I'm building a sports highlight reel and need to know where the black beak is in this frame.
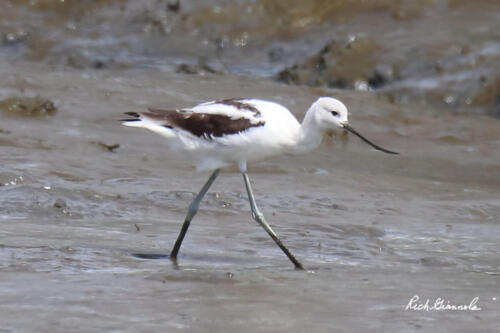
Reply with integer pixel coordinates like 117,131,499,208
343,124,399,155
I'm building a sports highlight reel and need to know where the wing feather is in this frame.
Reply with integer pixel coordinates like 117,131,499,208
123,108,265,139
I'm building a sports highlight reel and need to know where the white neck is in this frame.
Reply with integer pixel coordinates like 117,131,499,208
293,108,325,153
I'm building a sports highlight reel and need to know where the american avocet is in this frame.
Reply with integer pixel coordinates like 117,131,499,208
122,97,398,269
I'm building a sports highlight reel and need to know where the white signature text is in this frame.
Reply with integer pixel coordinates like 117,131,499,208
405,295,481,311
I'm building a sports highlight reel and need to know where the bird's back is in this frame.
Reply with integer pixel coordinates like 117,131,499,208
122,98,302,170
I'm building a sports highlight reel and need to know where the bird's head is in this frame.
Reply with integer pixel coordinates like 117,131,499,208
313,97,349,129
312,97,399,155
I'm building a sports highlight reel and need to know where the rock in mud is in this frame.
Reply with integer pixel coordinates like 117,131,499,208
276,37,390,90
91,141,120,153
167,0,180,13
176,60,220,75
2,30,29,46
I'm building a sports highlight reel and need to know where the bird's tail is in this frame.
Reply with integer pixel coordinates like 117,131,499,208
121,111,175,138
121,112,143,127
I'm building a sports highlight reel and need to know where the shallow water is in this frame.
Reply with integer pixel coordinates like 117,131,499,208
0,58,499,332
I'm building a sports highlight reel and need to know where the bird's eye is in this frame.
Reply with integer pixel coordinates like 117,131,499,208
331,111,339,117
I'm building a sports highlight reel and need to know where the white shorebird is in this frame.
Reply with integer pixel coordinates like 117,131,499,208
122,97,398,269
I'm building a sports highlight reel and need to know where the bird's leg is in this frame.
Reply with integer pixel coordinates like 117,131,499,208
242,172,304,270
170,169,220,260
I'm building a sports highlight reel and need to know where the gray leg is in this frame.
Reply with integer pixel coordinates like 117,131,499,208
242,173,304,270
170,169,220,260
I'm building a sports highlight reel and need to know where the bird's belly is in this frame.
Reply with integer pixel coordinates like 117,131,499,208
193,139,291,171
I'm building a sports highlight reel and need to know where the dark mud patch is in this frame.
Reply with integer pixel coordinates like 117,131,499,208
0,96,57,117
65,54,129,70
0,135,52,150
469,77,500,117
90,141,120,153
48,170,88,182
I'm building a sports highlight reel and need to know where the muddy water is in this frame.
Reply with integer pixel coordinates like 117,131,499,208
0,58,499,332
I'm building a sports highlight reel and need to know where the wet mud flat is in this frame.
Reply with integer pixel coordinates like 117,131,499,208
0,58,499,332
3,0,500,116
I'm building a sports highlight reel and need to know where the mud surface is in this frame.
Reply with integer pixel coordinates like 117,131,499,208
0,58,499,332
1,1,500,332
2,0,500,114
